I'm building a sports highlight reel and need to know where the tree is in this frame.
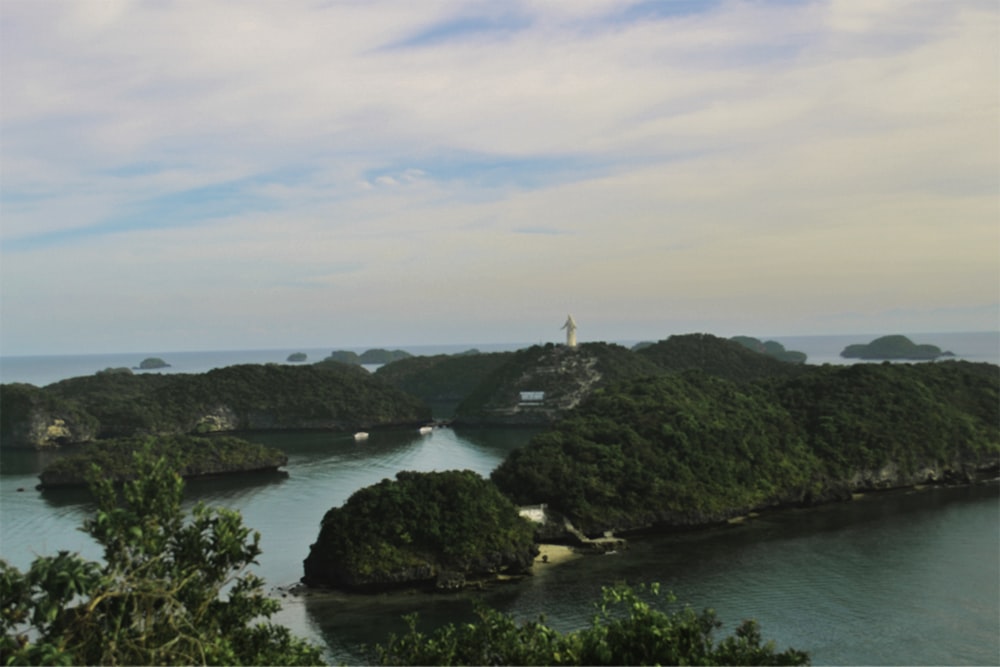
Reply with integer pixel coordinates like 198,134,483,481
1,448,325,666
374,583,809,666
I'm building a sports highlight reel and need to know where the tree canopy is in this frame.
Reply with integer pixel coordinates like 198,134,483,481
1,448,325,665
303,470,536,591
374,583,809,666
492,361,999,534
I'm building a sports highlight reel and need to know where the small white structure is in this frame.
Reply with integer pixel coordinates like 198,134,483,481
418,426,433,435
561,314,578,348
353,431,369,441
519,391,545,405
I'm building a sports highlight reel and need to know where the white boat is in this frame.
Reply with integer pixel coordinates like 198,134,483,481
418,426,433,435
353,431,369,441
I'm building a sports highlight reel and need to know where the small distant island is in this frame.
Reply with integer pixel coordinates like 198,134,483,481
134,357,170,370
840,335,955,360
286,352,307,362
730,336,807,363
320,348,413,365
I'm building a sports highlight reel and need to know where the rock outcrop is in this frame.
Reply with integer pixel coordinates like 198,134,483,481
0,384,99,448
453,342,661,426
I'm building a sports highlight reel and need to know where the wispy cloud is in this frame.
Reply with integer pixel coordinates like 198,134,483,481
1,0,997,354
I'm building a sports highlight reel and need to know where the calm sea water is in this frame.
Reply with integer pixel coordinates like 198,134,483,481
1,331,997,387
1,333,998,665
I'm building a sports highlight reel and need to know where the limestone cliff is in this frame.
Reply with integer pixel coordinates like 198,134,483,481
453,342,661,425
0,384,99,448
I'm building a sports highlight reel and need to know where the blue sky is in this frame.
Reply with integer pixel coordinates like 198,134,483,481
1,0,997,355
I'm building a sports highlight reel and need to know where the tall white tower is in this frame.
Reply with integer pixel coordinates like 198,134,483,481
561,314,578,348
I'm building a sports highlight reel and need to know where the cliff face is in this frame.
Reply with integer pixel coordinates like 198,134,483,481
453,343,661,426
0,384,99,448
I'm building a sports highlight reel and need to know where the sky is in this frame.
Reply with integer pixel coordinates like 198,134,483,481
1,0,998,355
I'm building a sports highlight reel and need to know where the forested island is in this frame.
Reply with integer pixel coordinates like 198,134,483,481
302,470,536,592
36,435,288,488
840,334,954,360
134,357,170,370
1,362,429,448
730,335,807,363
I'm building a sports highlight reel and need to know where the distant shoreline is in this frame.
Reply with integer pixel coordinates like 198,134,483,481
2,331,997,388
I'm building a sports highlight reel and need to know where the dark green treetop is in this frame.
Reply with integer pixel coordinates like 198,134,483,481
1,449,325,665
135,357,170,369
374,583,809,666
840,334,952,360
302,470,536,591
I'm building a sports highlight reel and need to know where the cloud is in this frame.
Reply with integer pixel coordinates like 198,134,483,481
1,0,997,353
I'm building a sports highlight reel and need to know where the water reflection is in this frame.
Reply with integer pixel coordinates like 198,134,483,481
299,483,999,666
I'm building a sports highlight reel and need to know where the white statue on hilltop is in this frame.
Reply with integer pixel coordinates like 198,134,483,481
561,314,578,347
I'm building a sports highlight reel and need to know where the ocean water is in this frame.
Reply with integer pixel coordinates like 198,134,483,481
1,331,996,387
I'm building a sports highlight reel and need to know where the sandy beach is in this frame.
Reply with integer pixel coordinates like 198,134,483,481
534,543,581,566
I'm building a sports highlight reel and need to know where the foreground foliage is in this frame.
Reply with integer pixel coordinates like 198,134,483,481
374,583,809,666
1,450,325,666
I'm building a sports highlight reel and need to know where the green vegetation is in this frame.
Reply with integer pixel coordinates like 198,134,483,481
319,350,361,365
96,367,133,376
302,470,536,591
841,334,953,360
453,343,662,423
0,383,99,447
375,583,808,666
135,357,170,369
287,352,308,362
359,349,412,364
636,333,805,382
492,361,999,534
731,336,807,363
1,449,324,665
3,363,430,446
320,349,413,365
375,351,513,416
37,435,287,488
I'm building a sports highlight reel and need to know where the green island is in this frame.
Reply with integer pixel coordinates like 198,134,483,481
36,434,288,488
840,334,955,360
134,357,170,370
1,362,429,448
286,352,308,362
490,360,998,534
730,335,808,363
302,470,537,592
